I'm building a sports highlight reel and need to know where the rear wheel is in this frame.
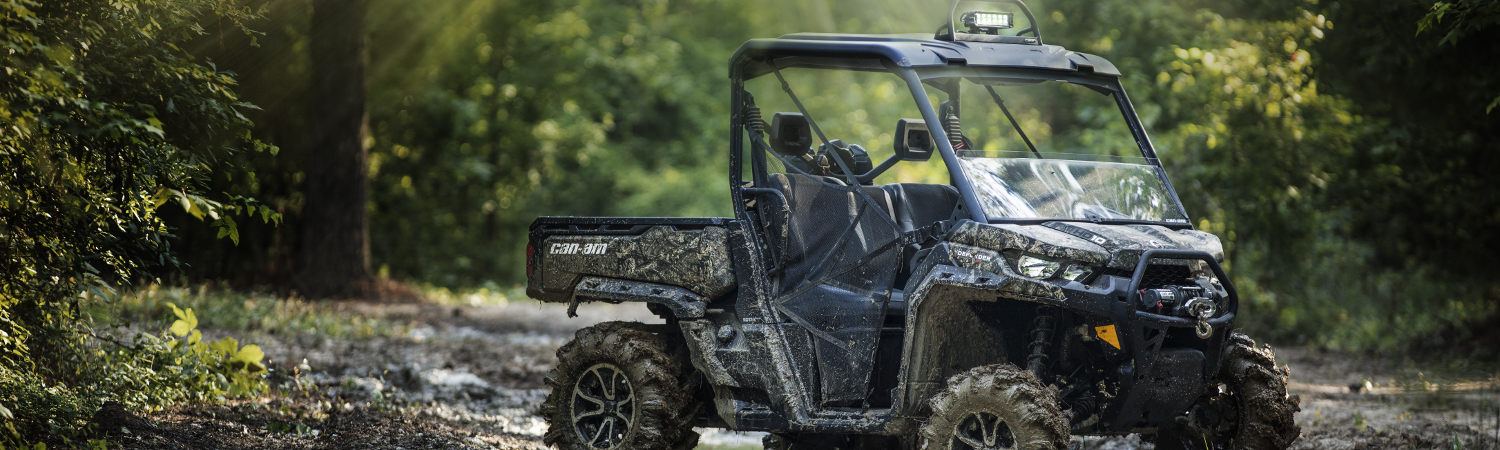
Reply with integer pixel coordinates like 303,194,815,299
921,364,1070,450
543,322,700,450
1154,332,1301,450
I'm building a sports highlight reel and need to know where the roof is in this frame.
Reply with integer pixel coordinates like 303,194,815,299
730,33,1121,79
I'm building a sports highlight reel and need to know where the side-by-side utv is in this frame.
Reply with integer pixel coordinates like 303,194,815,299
524,1,1301,448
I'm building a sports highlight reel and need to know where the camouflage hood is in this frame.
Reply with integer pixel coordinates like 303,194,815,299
946,220,1224,271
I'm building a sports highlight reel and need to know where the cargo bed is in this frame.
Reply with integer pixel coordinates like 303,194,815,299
525,217,737,303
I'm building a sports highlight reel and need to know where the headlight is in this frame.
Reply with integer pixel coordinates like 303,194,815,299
1061,264,1092,282
1016,255,1060,279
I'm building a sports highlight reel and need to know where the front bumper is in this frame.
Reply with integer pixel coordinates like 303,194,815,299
906,244,1238,432
1057,250,1239,432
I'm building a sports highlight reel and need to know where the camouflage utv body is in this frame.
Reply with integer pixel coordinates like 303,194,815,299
526,1,1300,449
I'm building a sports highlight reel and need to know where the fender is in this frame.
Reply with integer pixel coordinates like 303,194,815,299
569,276,706,319
892,243,1067,416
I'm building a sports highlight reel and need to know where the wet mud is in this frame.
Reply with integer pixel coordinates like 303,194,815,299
119,300,1498,449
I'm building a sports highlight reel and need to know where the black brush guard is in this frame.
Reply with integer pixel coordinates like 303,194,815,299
1101,249,1237,433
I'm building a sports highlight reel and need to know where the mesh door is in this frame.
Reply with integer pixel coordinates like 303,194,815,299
763,155,905,405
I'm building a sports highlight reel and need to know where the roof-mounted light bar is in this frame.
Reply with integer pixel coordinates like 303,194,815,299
938,0,1042,45
963,11,1013,32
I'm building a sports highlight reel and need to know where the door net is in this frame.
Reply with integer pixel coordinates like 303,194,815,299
753,112,908,405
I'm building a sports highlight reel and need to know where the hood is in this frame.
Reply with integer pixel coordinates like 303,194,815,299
946,221,1224,271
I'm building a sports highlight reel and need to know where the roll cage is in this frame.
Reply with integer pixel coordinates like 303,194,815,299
728,33,1190,227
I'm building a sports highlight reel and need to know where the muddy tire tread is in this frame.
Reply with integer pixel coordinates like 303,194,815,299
920,364,1070,450
1156,331,1301,450
542,321,699,450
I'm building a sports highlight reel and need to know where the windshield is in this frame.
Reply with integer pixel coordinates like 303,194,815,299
959,151,1187,222
924,75,1187,222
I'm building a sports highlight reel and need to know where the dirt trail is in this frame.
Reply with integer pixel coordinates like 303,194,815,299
121,300,1500,449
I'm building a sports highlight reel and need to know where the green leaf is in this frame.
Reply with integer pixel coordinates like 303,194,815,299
221,216,239,245
141,119,164,138
168,303,197,337
151,189,171,208
210,337,238,355
177,194,197,219
232,344,266,374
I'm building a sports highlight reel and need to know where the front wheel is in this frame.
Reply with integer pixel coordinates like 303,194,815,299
1154,332,1301,450
921,364,1070,450
542,322,700,450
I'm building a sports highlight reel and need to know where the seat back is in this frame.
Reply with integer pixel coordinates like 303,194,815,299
765,173,898,290
880,183,960,232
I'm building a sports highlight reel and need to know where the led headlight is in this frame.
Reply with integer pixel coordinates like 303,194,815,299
1061,264,1092,282
1016,255,1060,279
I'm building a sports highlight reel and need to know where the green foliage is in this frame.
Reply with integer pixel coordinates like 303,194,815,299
100,285,407,340
0,0,280,444
1035,0,1500,350
0,0,272,354
162,0,1496,353
358,0,750,285
0,302,267,446
1420,0,1500,47
164,303,268,397
1419,0,1500,113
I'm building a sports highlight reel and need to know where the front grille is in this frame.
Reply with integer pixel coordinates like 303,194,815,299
1138,264,1193,290
1101,264,1195,290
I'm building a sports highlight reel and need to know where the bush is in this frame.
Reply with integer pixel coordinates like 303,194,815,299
0,0,276,445
0,302,267,445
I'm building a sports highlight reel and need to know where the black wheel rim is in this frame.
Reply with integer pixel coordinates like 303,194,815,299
570,363,637,449
952,410,1015,450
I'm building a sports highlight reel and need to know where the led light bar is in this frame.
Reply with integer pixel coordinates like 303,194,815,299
966,11,1013,29
940,0,1043,44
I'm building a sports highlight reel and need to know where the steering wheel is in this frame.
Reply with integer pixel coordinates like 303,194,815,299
816,140,854,166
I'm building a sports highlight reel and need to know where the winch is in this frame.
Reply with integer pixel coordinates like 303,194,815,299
1138,281,1221,338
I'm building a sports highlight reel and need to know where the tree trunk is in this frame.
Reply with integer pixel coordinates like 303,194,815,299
299,0,370,298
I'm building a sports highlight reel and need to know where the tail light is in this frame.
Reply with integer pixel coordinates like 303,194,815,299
525,242,536,281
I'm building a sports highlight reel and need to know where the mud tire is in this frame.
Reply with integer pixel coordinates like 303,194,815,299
542,322,700,450
1154,332,1301,450
920,364,1070,450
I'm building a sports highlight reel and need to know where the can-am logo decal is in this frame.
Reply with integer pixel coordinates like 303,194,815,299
550,242,608,255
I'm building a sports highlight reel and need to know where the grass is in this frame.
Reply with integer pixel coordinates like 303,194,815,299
88,284,409,340
414,283,532,307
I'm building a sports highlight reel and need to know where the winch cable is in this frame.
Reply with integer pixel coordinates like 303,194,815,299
985,85,1043,158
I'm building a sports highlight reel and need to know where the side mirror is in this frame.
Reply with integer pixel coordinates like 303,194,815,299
894,118,935,161
770,113,812,156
